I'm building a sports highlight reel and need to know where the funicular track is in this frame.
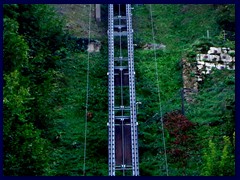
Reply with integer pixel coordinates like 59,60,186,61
107,4,139,176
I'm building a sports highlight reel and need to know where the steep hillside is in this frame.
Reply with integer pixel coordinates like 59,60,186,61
51,4,107,40
132,4,235,176
3,4,235,176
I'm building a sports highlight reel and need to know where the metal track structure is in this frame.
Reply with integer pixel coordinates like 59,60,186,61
107,4,139,176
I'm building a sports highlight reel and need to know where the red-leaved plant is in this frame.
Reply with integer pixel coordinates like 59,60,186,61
163,110,196,175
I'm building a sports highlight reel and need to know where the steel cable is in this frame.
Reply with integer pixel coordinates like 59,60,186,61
83,4,92,176
149,4,169,176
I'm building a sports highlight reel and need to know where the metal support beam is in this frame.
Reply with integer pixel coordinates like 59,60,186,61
108,4,139,176
126,4,140,176
108,4,115,176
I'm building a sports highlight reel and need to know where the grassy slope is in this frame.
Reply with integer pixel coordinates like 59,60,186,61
49,4,234,176
48,50,109,175
133,4,219,51
133,4,219,129
52,4,107,40
48,5,109,175
133,4,234,176
133,4,221,115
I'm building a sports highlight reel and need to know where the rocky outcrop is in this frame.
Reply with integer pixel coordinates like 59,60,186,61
195,47,235,81
182,58,198,103
71,37,101,52
182,46,235,102
87,40,101,53
142,43,166,50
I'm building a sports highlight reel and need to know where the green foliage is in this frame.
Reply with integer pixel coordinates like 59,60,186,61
3,4,235,176
134,48,183,176
215,4,235,32
191,38,215,53
201,140,218,176
184,64,235,176
133,4,221,51
3,70,50,176
3,17,29,72
3,70,31,135
219,136,235,175
186,69,235,130
3,4,20,19
3,4,68,176
133,4,234,176
135,50,182,117
201,135,234,176
16,5,65,52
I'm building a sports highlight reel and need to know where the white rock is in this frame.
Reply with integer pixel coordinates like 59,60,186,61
220,54,232,63
216,64,225,70
205,62,212,67
198,54,210,61
197,60,205,65
197,64,204,69
206,70,211,74
226,65,232,70
210,55,220,62
208,47,221,54
222,47,228,53
197,77,203,81
206,67,211,71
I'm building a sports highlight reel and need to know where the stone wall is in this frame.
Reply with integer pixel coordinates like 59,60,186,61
182,58,198,102
195,47,235,81
182,47,235,102
142,43,166,50
87,40,101,53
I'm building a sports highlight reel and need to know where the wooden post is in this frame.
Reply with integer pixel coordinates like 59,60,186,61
95,4,101,22
181,88,185,115
223,30,227,42
207,30,210,39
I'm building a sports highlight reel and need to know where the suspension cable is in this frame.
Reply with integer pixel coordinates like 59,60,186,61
149,4,169,176
83,4,92,176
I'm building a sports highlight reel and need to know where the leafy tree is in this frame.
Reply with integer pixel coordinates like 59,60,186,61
3,70,50,175
201,135,234,176
3,4,235,176
3,17,28,72
3,4,67,175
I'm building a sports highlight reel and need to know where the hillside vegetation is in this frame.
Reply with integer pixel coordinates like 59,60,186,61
3,4,235,176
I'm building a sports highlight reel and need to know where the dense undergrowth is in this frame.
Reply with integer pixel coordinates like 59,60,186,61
3,4,235,176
